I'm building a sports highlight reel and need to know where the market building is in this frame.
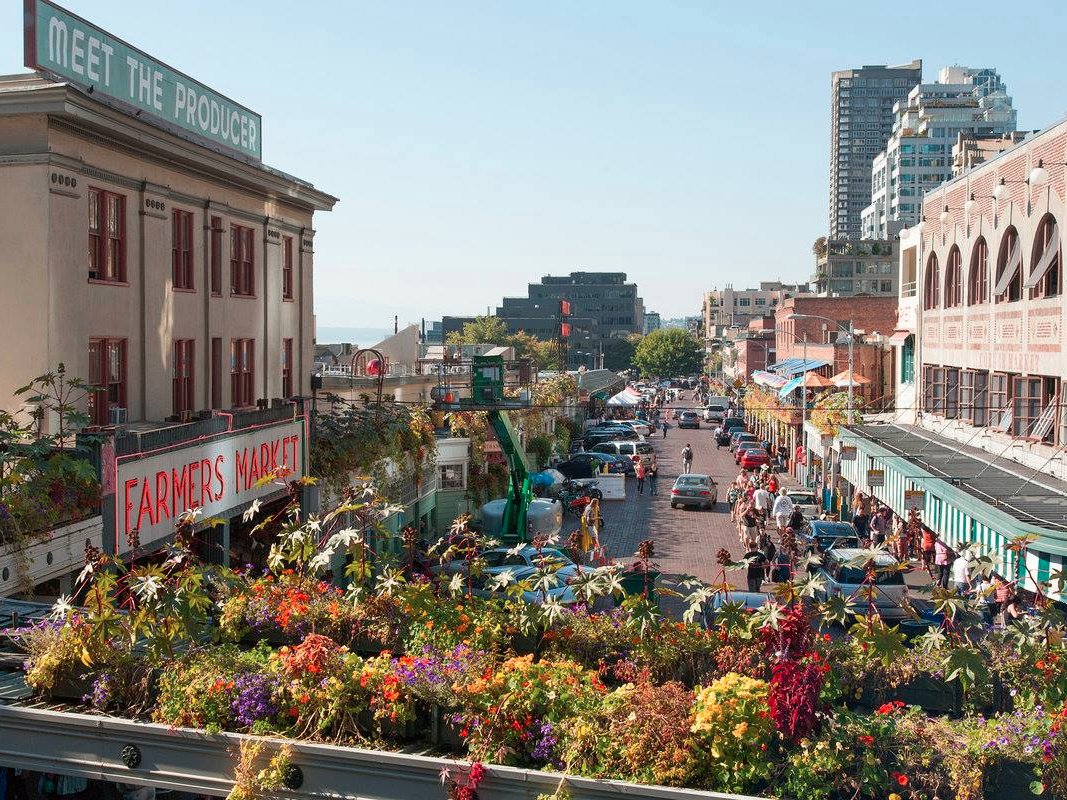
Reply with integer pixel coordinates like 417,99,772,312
0,1,335,595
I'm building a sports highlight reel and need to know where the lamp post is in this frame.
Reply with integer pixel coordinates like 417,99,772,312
787,313,855,426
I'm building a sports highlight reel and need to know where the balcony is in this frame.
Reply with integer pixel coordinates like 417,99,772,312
901,280,917,298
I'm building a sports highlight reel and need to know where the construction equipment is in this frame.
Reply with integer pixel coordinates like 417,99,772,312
434,354,558,544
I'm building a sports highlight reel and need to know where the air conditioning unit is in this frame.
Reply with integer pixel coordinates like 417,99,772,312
109,407,128,425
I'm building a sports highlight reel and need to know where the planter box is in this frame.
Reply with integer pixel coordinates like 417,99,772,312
847,675,961,716
983,759,1039,800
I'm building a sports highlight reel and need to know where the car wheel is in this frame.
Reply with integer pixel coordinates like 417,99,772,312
671,503,677,509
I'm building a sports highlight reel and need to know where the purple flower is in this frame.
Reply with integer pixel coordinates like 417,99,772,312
230,672,277,728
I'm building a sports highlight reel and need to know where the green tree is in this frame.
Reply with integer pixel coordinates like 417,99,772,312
812,236,827,258
446,316,510,346
600,334,641,372
632,328,703,378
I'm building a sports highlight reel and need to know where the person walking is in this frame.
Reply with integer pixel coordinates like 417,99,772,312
681,443,693,474
634,457,646,495
921,527,936,575
661,420,668,438
934,537,952,589
753,483,773,529
771,488,795,532
951,550,971,595
744,544,768,593
648,462,659,495
853,506,871,546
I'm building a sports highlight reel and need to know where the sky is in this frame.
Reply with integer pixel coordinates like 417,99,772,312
5,1,1067,329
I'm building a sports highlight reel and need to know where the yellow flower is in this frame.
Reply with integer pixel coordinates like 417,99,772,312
889,794,902,800
732,722,749,738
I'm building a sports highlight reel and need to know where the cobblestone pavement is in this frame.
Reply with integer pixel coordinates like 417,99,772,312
592,396,789,590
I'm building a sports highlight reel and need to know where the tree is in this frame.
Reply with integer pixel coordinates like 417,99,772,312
632,328,704,378
812,236,827,259
506,331,557,370
600,334,641,372
446,316,510,346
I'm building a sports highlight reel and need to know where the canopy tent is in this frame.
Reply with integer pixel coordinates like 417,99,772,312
766,358,801,372
778,371,835,397
830,370,872,387
752,370,788,389
607,386,643,406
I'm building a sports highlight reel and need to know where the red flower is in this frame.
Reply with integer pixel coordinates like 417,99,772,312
858,735,874,746
891,771,909,786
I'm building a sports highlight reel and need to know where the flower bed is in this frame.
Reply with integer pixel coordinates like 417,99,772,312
9,483,1067,799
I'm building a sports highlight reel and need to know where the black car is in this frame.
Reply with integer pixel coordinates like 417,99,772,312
722,417,746,430
584,428,639,448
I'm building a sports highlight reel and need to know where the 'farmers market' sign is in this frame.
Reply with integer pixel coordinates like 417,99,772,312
115,419,305,550
24,0,262,160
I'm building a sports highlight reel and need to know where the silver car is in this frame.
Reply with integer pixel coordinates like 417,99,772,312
814,548,910,620
785,489,820,519
670,474,718,510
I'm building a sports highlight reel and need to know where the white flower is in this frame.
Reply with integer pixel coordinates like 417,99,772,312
308,552,332,573
76,561,95,585
488,569,517,591
242,499,262,523
49,594,74,620
447,573,465,596
132,574,163,602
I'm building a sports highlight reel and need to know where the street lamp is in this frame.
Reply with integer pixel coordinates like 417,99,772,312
787,313,855,426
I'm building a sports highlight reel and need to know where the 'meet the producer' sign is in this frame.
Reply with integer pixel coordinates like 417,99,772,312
115,419,305,550
24,0,262,161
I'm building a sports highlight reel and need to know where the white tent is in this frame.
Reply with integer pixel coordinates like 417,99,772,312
607,386,643,406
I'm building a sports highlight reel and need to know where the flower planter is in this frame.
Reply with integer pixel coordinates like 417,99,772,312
43,673,93,703
427,704,466,752
983,759,1039,800
847,675,961,716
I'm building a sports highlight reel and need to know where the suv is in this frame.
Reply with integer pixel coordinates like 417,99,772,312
814,548,909,620
678,410,701,429
591,440,656,467
703,405,727,424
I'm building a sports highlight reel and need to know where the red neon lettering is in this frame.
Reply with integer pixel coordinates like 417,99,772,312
235,447,251,491
200,458,214,504
188,459,200,509
172,465,189,514
270,439,282,471
136,479,156,531
123,478,140,536
214,455,226,500
155,470,170,523
259,443,271,476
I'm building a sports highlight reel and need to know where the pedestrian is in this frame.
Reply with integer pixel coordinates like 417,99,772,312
921,527,936,574
661,420,668,438
973,575,996,625
853,506,871,545
744,544,768,593
758,531,777,582
894,516,910,561
648,462,659,495
951,551,971,594
741,504,760,545
681,443,693,474
767,473,779,494
634,457,646,495
934,538,952,589
753,483,773,521
994,577,1015,623
788,506,805,532
771,488,795,532
771,540,793,583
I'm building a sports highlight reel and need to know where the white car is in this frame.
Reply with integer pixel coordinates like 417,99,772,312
620,420,651,437
785,489,820,518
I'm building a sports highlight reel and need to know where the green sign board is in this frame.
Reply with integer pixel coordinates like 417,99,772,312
23,0,262,161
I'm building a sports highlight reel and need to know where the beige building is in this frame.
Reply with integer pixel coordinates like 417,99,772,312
702,282,807,340
0,73,337,425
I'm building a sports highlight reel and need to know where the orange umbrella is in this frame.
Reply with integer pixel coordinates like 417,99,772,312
830,370,872,387
801,371,835,389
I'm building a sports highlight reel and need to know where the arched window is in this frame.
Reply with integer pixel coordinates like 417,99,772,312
968,237,988,305
944,245,962,307
1028,214,1061,299
923,253,940,310
994,227,1022,303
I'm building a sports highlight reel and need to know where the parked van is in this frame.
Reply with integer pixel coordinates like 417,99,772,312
590,440,657,468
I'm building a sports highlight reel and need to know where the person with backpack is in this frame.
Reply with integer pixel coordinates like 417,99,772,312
681,444,693,474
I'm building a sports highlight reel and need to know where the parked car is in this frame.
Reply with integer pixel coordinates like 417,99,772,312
703,591,774,627
813,548,909,620
739,448,771,470
703,405,727,424
670,474,717,510
802,520,860,552
722,417,746,431
735,442,766,464
785,490,821,519
730,430,758,448
619,420,652,437
584,427,639,448
559,452,630,477
590,440,656,468
678,410,701,429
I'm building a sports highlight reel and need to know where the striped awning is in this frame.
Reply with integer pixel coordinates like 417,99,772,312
752,370,787,389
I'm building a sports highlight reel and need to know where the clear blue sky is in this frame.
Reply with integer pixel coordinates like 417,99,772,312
4,1,1066,328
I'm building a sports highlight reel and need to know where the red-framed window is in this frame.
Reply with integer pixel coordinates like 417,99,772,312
282,338,293,398
171,209,194,290
1012,376,1046,439
990,372,1013,427
210,216,224,296
282,236,294,301
230,225,255,296
231,338,255,407
173,339,195,416
968,237,988,305
211,337,222,409
960,369,989,427
88,188,126,282
88,338,127,425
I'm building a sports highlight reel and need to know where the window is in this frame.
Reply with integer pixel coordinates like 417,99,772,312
230,225,255,296
923,253,940,309
944,246,962,307
282,236,294,300
88,188,126,282
995,227,1022,303
88,338,126,425
1013,377,1045,438
960,370,989,426
171,209,194,290
929,366,945,414
901,335,915,384
438,464,466,490
210,216,224,295
281,338,293,398
990,373,1012,427
1029,214,1061,300
173,339,195,416
231,339,255,407
211,338,222,409
968,237,988,305
944,367,960,419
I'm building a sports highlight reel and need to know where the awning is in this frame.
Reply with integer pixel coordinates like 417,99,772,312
752,370,787,389
765,358,796,371
888,330,911,345
779,376,803,397
1023,222,1060,289
777,359,830,376
992,237,1022,296
607,387,643,406
830,370,872,387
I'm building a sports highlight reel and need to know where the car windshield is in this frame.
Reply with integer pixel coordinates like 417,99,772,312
789,493,818,504
676,476,707,487
836,567,905,586
814,523,855,536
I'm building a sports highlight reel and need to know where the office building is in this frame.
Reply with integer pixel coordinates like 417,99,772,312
701,282,808,338
643,311,661,334
830,60,922,240
496,272,643,368
862,67,1017,239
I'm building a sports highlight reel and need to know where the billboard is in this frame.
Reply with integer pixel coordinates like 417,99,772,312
115,418,305,550
24,0,262,161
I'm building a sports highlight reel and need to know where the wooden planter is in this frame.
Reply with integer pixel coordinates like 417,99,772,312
847,674,962,716
983,759,1039,800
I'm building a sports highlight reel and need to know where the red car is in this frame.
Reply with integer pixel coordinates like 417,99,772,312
739,448,771,470
735,443,760,463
